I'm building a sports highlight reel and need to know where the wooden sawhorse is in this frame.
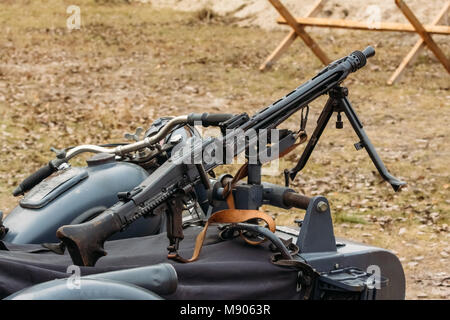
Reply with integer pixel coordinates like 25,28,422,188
261,0,450,85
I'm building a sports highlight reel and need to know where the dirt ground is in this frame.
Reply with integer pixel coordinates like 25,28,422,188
0,1,448,299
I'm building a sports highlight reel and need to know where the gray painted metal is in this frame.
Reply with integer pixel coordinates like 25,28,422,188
296,196,337,253
86,263,178,295
5,278,162,300
3,160,161,244
276,227,406,299
4,263,177,300
261,182,295,209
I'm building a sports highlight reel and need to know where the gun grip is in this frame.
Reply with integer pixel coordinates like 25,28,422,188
56,211,122,266
167,198,184,241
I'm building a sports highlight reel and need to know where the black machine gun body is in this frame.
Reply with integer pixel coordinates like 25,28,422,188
57,47,405,266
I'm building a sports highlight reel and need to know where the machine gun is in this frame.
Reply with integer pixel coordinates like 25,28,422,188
57,47,406,267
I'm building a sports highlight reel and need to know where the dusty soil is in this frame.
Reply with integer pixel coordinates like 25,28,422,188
0,0,449,299
151,0,447,30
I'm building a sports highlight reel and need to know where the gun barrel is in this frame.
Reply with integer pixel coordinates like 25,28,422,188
246,47,375,131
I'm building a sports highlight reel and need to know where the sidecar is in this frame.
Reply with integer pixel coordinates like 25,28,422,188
0,195,405,300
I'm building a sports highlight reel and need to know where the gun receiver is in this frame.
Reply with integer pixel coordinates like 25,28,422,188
57,47,404,266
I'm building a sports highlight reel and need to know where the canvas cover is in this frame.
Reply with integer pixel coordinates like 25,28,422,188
0,226,301,299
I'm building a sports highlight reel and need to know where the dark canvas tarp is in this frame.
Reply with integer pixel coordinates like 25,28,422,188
0,226,301,299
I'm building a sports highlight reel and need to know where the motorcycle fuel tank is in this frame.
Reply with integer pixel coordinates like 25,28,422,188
2,154,162,244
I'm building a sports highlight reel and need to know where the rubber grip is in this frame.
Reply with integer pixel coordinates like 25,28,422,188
13,163,56,196
187,113,234,127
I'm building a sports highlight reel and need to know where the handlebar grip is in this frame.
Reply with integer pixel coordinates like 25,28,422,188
13,163,56,196
187,113,234,127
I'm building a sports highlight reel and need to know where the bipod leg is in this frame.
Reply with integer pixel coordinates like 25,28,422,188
332,87,406,192
286,97,335,183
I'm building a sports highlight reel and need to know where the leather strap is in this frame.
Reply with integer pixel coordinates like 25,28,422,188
222,163,248,199
280,130,307,158
168,208,275,263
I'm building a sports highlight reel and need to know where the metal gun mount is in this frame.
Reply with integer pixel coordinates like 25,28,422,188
286,86,406,192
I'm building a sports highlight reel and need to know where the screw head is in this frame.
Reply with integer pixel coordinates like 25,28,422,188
317,201,328,212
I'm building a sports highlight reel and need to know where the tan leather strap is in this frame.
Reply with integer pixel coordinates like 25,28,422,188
223,167,270,246
222,163,248,199
168,209,275,263
280,130,308,158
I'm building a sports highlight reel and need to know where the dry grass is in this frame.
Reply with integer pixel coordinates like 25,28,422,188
0,0,448,299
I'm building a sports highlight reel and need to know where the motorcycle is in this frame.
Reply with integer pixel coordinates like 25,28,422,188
0,116,223,244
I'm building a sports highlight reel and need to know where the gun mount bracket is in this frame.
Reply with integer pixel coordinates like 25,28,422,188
297,196,336,253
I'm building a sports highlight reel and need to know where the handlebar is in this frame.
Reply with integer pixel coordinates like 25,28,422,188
12,159,66,196
13,116,188,196
187,113,234,127
63,113,233,160
64,115,189,160
13,113,235,196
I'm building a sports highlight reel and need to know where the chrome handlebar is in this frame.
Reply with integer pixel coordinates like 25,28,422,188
64,115,188,161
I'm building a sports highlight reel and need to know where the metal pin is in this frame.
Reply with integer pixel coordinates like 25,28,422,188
317,201,328,212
